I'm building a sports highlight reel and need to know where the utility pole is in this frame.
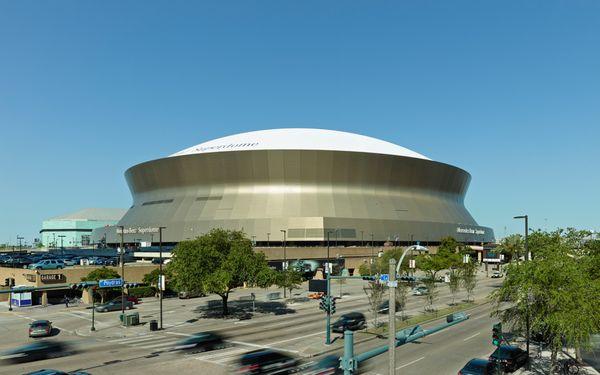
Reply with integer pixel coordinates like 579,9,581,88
280,230,287,298
58,235,65,256
17,236,24,253
118,225,125,318
388,258,397,375
159,227,166,330
91,286,97,331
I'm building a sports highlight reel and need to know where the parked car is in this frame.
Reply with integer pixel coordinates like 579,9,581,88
458,358,497,374
111,295,140,305
0,341,69,363
489,345,528,372
308,292,325,299
237,349,298,374
491,271,503,278
61,259,77,266
27,259,65,270
29,320,53,338
331,312,366,333
95,299,133,312
178,290,204,299
411,286,428,296
172,332,225,353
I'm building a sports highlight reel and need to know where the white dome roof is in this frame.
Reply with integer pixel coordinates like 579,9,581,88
170,128,430,160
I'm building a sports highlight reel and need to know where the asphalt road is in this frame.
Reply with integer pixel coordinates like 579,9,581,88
0,274,502,374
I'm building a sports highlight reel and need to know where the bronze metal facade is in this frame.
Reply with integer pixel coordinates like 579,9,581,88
96,149,493,244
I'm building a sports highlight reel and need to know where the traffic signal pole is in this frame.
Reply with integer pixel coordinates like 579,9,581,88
91,286,96,331
326,271,331,345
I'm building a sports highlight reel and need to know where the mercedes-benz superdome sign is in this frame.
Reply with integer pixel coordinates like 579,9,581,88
116,227,159,235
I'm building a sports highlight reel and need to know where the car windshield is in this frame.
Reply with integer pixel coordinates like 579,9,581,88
30,322,48,327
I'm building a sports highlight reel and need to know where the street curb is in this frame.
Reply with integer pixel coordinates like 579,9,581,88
302,299,490,358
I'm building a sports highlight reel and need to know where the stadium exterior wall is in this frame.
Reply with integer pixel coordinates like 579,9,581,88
94,149,494,244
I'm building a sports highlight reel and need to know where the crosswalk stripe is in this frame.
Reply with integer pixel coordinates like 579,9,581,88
108,335,158,344
195,347,247,361
135,340,180,350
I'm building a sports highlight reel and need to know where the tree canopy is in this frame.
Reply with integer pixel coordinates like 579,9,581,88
81,267,121,303
167,229,274,315
491,229,600,366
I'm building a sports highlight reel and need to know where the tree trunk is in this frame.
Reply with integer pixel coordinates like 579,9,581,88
575,346,582,363
221,293,229,316
550,348,557,375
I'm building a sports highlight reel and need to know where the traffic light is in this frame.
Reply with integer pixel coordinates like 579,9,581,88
330,297,336,314
70,282,96,290
124,283,139,288
492,323,502,346
361,275,377,281
319,296,329,312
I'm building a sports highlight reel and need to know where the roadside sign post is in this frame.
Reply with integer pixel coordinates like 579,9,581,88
159,226,166,330
91,286,96,331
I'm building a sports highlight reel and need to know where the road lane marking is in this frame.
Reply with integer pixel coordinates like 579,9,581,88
108,335,158,343
463,332,481,341
165,332,194,337
396,356,425,369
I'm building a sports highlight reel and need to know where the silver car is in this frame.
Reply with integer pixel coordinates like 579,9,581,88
29,320,52,337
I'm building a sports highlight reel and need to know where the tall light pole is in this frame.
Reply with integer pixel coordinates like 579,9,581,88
57,235,65,256
17,236,24,253
118,225,125,318
514,214,530,356
267,232,270,247
514,215,529,261
158,227,166,330
326,230,334,275
280,230,287,298
360,230,364,247
370,233,375,265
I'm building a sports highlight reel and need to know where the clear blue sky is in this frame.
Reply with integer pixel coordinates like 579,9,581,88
1,1,598,245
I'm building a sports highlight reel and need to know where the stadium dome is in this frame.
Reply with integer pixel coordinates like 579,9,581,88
95,128,493,246
170,128,430,160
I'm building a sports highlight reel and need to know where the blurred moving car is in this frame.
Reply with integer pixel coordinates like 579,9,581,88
491,271,503,278
29,320,53,338
95,299,133,312
458,358,497,374
173,332,225,353
489,345,528,372
0,341,69,363
377,300,402,314
303,355,342,375
237,349,298,374
331,312,366,333
411,286,428,296
308,292,324,299
24,370,90,375
27,259,65,270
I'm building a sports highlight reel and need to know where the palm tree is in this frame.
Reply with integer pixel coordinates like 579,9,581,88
496,234,524,264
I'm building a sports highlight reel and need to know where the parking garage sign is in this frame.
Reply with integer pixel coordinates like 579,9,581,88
99,278,123,288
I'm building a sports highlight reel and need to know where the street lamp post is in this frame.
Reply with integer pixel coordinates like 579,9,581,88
280,230,287,298
514,215,529,261
370,233,375,265
326,230,334,275
118,226,125,319
91,286,97,331
57,235,65,256
17,236,24,254
267,232,270,247
514,215,530,357
360,230,364,247
158,226,166,330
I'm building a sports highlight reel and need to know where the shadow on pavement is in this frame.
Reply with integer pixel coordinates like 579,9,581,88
193,300,296,320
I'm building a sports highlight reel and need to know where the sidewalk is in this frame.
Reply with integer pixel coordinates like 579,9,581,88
513,346,599,375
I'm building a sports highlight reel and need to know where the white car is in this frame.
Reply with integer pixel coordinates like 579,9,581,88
411,286,428,296
491,271,503,278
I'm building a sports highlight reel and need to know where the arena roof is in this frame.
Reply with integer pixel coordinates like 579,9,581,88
47,208,127,222
170,128,430,160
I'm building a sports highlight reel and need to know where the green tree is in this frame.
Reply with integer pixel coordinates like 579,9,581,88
142,268,164,297
167,229,274,316
276,269,304,299
495,234,524,264
81,267,121,303
491,230,600,369
448,268,461,305
461,262,477,302
396,282,409,320
363,281,385,328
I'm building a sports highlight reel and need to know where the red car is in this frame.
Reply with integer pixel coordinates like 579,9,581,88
112,295,140,305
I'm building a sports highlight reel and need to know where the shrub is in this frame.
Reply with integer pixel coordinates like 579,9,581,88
127,286,155,298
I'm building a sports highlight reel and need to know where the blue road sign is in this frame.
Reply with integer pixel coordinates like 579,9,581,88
379,274,389,282
99,278,123,288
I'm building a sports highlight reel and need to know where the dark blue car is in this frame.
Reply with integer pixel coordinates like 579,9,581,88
458,358,496,374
